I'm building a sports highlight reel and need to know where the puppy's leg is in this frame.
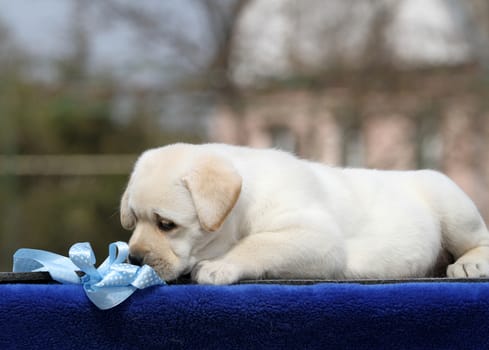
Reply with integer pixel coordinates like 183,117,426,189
445,206,489,278
441,188,489,278
193,229,345,285
415,170,489,277
447,246,489,278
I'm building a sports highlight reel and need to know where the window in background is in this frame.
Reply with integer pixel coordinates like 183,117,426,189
417,114,442,170
269,125,297,153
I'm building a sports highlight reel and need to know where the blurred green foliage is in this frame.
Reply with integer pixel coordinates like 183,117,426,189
0,175,130,266
0,37,202,270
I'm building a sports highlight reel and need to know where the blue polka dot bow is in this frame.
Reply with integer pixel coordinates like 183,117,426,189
13,242,166,310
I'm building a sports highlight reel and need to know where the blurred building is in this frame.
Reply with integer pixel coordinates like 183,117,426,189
210,0,489,219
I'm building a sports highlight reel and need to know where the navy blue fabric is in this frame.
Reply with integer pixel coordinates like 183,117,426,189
1,282,489,349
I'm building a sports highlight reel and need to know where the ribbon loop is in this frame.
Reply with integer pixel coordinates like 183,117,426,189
97,242,129,276
110,242,129,265
13,248,81,284
69,243,100,283
13,241,166,310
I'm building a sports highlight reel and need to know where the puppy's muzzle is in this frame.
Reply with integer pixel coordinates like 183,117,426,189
128,254,144,266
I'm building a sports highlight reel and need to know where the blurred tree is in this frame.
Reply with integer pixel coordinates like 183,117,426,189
448,0,489,72
0,18,24,263
57,0,90,82
0,5,207,270
200,0,249,91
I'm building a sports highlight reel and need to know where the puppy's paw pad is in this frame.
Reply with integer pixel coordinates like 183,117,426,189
193,260,241,285
447,262,489,278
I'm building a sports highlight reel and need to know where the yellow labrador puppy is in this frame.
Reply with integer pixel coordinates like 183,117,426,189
121,143,489,284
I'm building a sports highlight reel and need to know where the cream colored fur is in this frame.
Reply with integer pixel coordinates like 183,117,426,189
121,143,489,284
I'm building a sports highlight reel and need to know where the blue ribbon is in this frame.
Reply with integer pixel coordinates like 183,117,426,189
13,242,166,310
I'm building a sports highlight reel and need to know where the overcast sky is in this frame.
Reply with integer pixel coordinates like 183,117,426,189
0,0,475,88
0,0,477,134
0,0,215,87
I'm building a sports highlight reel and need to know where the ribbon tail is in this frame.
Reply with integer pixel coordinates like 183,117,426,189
131,265,166,289
83,285,137,310
13,248,81,284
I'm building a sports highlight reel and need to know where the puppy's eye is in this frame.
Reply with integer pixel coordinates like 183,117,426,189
157,219,177,232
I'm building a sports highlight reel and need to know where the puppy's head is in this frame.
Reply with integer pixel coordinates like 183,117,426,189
120,144,242,281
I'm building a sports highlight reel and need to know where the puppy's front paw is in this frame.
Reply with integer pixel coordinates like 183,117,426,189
192,260,242,285
447,262,489,278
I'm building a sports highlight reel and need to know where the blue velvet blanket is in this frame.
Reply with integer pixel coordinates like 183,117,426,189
1,282,489,349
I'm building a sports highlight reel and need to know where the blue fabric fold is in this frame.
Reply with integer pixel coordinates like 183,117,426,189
12,241,165,309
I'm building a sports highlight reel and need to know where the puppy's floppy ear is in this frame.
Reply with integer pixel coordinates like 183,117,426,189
182,154,242,232
120,183,136,230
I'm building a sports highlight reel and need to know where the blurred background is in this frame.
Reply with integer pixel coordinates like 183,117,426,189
1,0,489,271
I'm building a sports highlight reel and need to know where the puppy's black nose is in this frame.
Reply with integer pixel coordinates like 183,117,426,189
128,254,143,266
